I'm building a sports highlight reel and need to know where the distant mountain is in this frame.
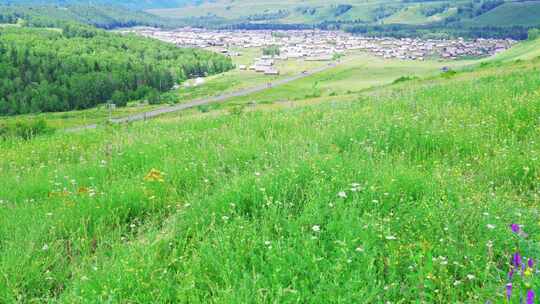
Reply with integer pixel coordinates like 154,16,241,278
147,0,538,39
148,0,540,28
0,0,201,9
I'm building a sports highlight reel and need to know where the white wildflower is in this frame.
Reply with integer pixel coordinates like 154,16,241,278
486,224,496,230
312,225,321,232
338,191,347,198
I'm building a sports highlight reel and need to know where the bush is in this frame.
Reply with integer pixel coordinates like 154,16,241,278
147,89,161,105
197,105,211,113
0,119,54,140
111,91,127,107
262,45,280,56
227,105,244,116
442,70,458,78
393,75,418,84
528,28,540,41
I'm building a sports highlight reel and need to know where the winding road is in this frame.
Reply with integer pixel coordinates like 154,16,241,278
67,61,340,132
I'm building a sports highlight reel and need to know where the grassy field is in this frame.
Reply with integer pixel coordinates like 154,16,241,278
225,53,474,105
0,49,469,130
0,104,161,130
173,47,328,102
1,43,540,302
486,38,540,62
0,49,487,130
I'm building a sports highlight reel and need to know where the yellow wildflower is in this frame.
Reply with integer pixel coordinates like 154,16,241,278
144,169,165,183
77,187,89,194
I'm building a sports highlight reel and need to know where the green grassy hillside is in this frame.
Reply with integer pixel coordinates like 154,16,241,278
149,0,462,24
0,0,196,10
487,37,540,62
469,1,540,27
1,48,540,302
0,4,180,29
149,0,537,27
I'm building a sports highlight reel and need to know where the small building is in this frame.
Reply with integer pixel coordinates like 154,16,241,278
255,59,275,66
305,55,333,61
264,68,280,75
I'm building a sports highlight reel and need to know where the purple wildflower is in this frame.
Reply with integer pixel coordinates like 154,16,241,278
527,289,535,304
528,258,534,268
511,224,520,234
506,283,513,300
508,268,514,280
514,252,522,268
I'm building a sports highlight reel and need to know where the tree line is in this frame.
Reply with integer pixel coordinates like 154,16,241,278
0,4,183,29
0,25,234,115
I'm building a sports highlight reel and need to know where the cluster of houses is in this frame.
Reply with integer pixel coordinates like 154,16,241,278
239,56,280,75
354,37,515,60
123,27,515,63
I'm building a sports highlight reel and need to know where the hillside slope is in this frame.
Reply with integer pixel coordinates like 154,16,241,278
468,1,540,27
0,4,185,29
149,0,539,26
1,53,539,302
488,37,540,62
0,0,196,9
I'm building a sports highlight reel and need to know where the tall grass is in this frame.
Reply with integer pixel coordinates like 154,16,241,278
0,61,539,303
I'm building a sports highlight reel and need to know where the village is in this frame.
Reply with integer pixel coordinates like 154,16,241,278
123,28,515,76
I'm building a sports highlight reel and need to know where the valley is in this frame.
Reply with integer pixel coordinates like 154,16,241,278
1,1,540,303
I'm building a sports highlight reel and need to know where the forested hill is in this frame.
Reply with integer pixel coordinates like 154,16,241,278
0,0,196,9
0,26,234,115
0,5,180,29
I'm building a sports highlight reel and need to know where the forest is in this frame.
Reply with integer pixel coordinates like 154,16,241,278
0,4,181,29
0,25,234,115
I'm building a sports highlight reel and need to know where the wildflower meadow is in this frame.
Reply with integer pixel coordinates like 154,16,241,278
0,58,539,302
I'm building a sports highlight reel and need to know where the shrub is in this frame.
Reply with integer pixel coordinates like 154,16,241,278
442,70,458,78
528,28,540,41
111,91,127,107
197,105,211,113
0,119,54,140
393,75,418,84
227,105,244,116
262,45,280,56
147,89,161,105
